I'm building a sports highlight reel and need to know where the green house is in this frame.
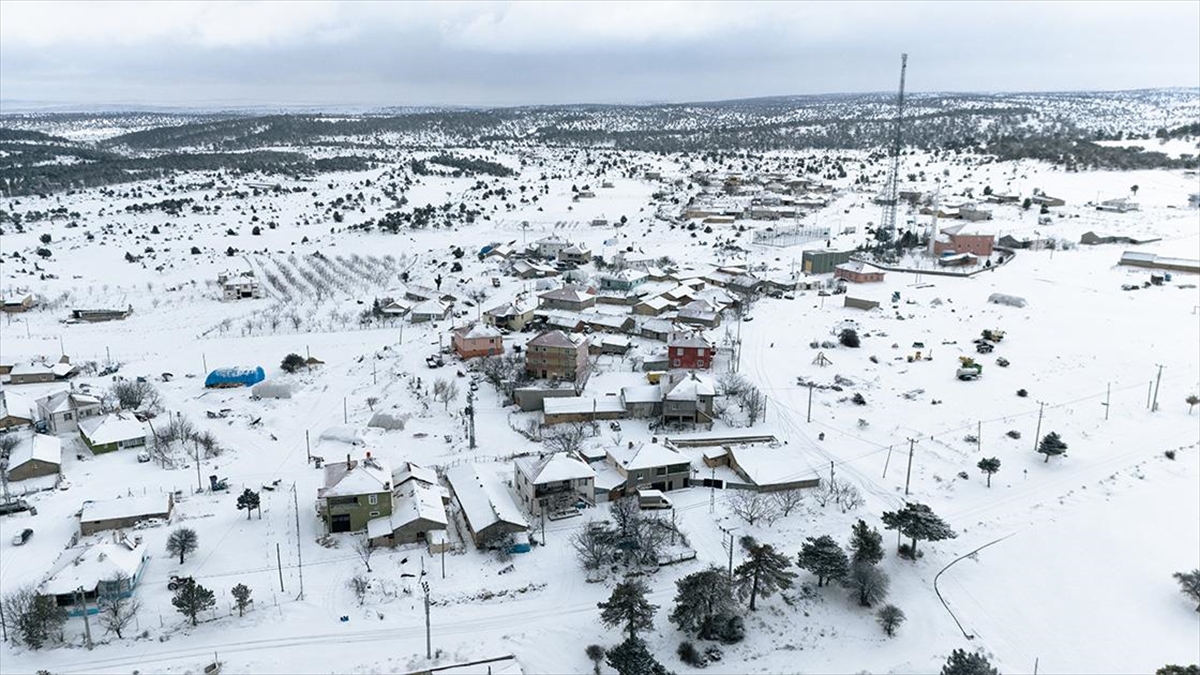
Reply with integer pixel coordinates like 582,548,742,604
318,454,393,533
78,414,148,454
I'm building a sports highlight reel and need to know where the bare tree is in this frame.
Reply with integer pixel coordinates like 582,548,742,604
770,489,806,518
366,396,380,410
348,574,369,606
727,489,779,526
570,525,610,572
432,378,459,411
109,379,163,413
0,434,20,456
354,537,375,573
97,574,141,638
740,386,766,426
287,312,303,331
2,585,67,649
718,371,748,397
543,421,591,455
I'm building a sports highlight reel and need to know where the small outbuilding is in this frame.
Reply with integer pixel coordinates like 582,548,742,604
79,494,174,535
4,433,62,482
79,413,148,454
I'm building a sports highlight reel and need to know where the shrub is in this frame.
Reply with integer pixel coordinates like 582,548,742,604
1016,388,1028,397
677,641,707,668
839,329,860,348
281,353,306,373
851,392,867,405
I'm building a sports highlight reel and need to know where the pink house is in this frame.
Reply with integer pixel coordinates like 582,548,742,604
452,324,504,359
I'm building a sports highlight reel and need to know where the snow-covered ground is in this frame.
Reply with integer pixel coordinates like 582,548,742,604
0,142,1198,674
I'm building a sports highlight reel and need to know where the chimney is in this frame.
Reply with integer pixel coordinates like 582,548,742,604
346,453,351,467
366,450,372,459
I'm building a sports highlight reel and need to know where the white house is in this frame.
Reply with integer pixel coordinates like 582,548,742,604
36,391,102,433
514,453,596,517
218,272,265,300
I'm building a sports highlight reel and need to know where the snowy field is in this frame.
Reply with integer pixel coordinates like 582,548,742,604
0,143,1198,675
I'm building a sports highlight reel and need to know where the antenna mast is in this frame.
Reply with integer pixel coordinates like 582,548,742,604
881,53,908,239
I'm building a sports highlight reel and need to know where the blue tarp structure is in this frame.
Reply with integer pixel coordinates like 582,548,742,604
205,366,266,388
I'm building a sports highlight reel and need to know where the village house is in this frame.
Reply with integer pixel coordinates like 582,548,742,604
538,285,597,312
79,413,148,454
445,463,529,549
0,389,35,430
317,453,392,533
70,307,133,323
1097,197,1140,213
1031,194,1066,208
80,494,175,535
633,295,676,317
727,274,763,297
726,444,821,493
367,482,448,551
533,235,572,259
525,330,589,382
639,318,676,342
451,323,504,359
662,372,717,425
480,242,515,260
541,396,626,426
4,433,62,482
599,269,649,293
957,205,994,222
40,536,150,616
514,453,596,517
218,271,264,300
668,333,716,370
8,362,58,385
510,259,559,279
834,260,886,284
621,384,663,418
801,249,856,275
1,292,35,313
409,299,451,324
675,299,722,329
606,442,692,494
483,300,537,331
36,390,102,433
589,334,633,356
557,244,592,265
933,223,996,258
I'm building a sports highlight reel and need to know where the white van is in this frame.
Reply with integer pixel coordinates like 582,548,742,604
636,489,673,510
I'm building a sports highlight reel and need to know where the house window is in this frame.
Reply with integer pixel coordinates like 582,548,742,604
369,510,380,517
673,359,680,367
655,467,667,476
368,494,379,505
697,360,705,368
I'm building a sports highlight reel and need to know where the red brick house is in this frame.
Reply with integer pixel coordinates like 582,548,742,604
667,333,716,370
834,261,885,283
451,323,503,359
933,224,995,257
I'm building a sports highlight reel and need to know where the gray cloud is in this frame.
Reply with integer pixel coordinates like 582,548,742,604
1,0,1196,109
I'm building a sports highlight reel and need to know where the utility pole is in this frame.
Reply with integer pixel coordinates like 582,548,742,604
373,361,377,385
1102,382,1111,421
76,587,93,650
343,397,348,424
1147,381,1153,409
202,352,207,374
882,445,893,479
1152,364,1164,412
829,460,835,485
422,581,432,660
1033,402,1046,453
276,543,285,592
709,466,716,514
466,389,476,450
292,483,304,600
194,437,203,493
806,382,815,423
977,421,982,455
904,438,917,496
305,430,311,463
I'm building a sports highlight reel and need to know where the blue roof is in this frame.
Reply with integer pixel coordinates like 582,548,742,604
205,366,265,387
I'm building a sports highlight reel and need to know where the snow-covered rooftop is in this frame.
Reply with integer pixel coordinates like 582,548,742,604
445,463,528,532
543,397,626,416
78,413,147,446
41,539,149,596
320,456,392,498
728,445,820,487
607,443,691,471
7,433,62,468
80,494,173,524
515,453,595,485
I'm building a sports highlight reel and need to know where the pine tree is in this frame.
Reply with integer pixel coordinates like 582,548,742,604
976,457,1001,487
236,489,261,519
876,604,906,637
166,527,199,564
1037,431,1068,463
172,581,216,626
669,567,735,638
598,579,658,641
881,502,957,560
849,519,884,566
842,562,890,607
585,645,606,675
606,636,669,675
733,536,797,610
1174,569,1200,612
941,648,999,675
231,583,253,617
796,535,850,586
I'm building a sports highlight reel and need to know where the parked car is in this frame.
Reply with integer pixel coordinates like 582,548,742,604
12,528,33,546
0,500,33,516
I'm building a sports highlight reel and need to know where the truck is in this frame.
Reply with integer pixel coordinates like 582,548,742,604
956,356,983,381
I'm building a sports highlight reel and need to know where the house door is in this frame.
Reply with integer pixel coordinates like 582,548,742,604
331,514,352,533
651,481,667,492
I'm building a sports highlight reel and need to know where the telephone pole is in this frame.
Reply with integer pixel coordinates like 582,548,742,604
904,438,917,496
1101,382,1111,421
422,581,432,660
1033,402,1046,452
466,389,476,449
1151,364,1165,412
806,382,815,423
76,587,93,650
292,483,304,600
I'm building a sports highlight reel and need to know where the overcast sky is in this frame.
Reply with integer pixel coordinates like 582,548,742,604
1,0,1197,110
